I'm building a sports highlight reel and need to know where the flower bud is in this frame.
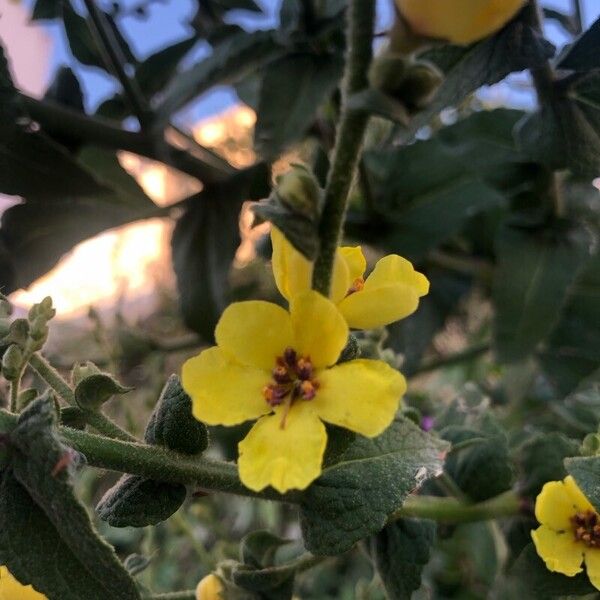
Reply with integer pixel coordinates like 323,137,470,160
275,164,322,222
29,315,49,343
368,52,407,95
396,62,443,111
2,345,23,381
395,0,526,45
195,573,224,600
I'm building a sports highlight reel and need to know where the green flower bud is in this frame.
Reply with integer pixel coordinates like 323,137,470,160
17,388,38,411
275,164,322,222
2,344,23,380
0,299,12,319
397,61,443,111
368,51,408,95
582,433,600,457
29,315,49,343
71,361,102,387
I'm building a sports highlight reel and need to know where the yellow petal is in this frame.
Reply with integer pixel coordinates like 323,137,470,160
535,480,578,531
531,525,584,577
329,252,351,305
290,291,349,369
584,549,600,591
0,567,46,600
564,476,596,514
364,254,429,297
338,284,420,330
312,359,405,437
195,573,224,600
270,227,312,301
182,347,271,426
340,246,367,282
238,402,326,493
215,300,293,370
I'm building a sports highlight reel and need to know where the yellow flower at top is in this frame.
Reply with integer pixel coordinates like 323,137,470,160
271,227,429,330
532,476,600,590
196,573,224,600
182,291,405,493
0,567,46,600
395,0,526,45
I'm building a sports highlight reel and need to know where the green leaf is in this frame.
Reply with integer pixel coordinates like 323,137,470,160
96,475,187,528
0,398,140,599
61,1,107,70
255,52,344,158
559,16,600,71
347,88,410,124
299,417,448,556
493,217,593,362
370,518,436,600
231,564,294,600
566,455,600,513
499,544,595,598
74,372,131,410
240,531,291,570
518,432,580,497
404,17,554,139
32,0,61,20
362,109,530,259
157,30,283,123
145,374,209,455
171,164,270,340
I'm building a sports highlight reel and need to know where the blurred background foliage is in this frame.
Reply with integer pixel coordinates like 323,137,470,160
0,0,599,597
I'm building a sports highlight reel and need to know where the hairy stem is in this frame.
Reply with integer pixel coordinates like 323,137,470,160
311,0,375,295
412,342,491,376
28,353,137,443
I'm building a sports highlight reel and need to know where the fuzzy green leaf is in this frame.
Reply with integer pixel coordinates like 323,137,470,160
74,372,131,410
299,417,448,556
371,518,436,600
565,455,600,513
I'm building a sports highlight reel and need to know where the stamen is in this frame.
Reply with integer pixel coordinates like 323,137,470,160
283,347,297,367
571,510,600,547
272,365,291,384
347,277,365,296
296,357,313,380
300,380,317,400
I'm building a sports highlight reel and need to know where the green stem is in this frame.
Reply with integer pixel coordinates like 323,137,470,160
412,342,491,376
312,0,375,295
142,592,196,600
20,95,232,184
391,490,522,524
27,353,137,443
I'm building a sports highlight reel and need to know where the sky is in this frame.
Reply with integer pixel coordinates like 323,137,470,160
10,0,600,126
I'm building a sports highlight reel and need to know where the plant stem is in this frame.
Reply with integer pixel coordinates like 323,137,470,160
83,0,152,128
411,342,491,376
28,353,137,443
312,0,375,295
21,95,232,184
142,592,196,600
572,0,583,34
391,490,522,524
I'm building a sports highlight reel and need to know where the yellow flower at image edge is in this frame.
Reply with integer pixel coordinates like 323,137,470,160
0,567,46,600
196,573,224,600
271,227,429,330
396,0,526,45
532,476,600,590
182,291,405,493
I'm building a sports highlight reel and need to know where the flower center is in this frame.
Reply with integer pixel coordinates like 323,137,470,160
571,510,600,547
346,277,365,296
262,348,320,423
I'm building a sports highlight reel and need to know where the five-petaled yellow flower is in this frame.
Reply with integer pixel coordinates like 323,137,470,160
182,290,405,493
532,476,600,590
271,227,429,330
0,567,46,600
396,0,525,45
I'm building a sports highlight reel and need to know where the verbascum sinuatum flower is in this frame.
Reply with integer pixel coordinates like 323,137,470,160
0,567,46,600
532,476,600,590
395,0,526,45
196,573,224,600
182,291,405,493
271,227,429,330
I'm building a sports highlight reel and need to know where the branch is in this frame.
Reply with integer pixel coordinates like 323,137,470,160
411,342,491,376
312,0,375,295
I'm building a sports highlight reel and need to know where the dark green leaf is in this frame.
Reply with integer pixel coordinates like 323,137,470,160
0,398,140,599
299,417,448,555
241,531,290,569
145,374,209,455
62,1,106,70
171,164,270,340
566,455,600,513
74,373,131,410
559,16,600,71
499,544,595,598
158,30,283,122
371,518,436,600
363,109,531,259
32,0,61,20
96,475,187,528
518,432,580,497
255,52,344,158
404,17,554,139
347,88,410,124
232,564,294,600
493,218,593,362
213,0,262,12
44,66,84,112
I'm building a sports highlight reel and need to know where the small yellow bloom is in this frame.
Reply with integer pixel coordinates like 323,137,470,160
532,476,600,590
182,291,405,493
271,227,428,330
196,573,224,600
396,0,526,45
0,567,46,600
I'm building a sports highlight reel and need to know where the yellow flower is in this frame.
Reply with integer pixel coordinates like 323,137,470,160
270,227,429,330
532,476,600,590
196,573,224,600
395,0,526,45
182,290,405,493
0,567,46,600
